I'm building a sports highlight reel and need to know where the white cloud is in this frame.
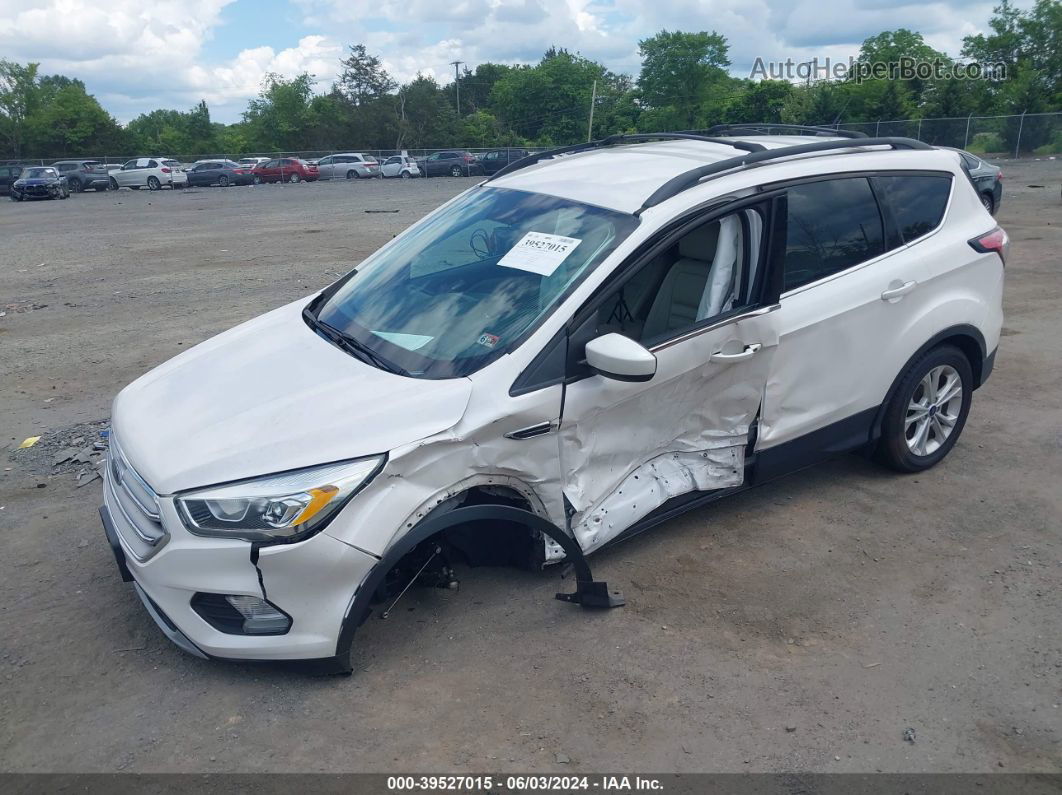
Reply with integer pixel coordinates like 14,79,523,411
0,0,1034,122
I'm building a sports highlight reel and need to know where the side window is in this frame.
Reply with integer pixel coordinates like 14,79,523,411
874,175,952,244
147,160,158,168
122,160,137,170
783,178,884,292
484,151,498,161
597,208,767,345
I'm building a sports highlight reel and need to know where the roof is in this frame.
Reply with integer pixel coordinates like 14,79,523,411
488,136,953,214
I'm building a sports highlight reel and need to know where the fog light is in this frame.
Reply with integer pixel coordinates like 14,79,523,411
190,592,291,635
225,595,292,635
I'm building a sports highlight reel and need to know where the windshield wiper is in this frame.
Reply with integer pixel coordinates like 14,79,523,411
303,308,410,377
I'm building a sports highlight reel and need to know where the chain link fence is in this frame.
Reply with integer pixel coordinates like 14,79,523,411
3,112,1059,173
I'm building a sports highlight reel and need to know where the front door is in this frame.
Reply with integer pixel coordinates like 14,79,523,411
559,203,780,554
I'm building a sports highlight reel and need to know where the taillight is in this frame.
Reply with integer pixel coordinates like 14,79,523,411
969,226,1008,264
161,167,171,173
996,171,1003,181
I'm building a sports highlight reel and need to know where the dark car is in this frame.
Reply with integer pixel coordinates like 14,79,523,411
10,166,70,201
477,148,529,175
418,151,484,177
0,164,27,195
187,160,254,187
51,160,112,192
946,148,1004,215
250,158,320,184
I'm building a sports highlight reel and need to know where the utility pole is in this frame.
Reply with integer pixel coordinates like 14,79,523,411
587,80,597,142
450,60,463,116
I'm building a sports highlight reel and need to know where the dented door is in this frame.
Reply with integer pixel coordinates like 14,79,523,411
559,310,778,554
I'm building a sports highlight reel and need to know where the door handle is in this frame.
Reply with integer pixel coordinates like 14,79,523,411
711,343,761,363
881,280,917,301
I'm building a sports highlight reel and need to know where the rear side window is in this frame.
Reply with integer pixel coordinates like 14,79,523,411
783,178,884,291
874,175,952,244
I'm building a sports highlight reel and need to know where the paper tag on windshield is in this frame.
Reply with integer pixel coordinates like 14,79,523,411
498,232,581,277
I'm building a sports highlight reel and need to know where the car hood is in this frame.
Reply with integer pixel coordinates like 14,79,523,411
112,298,473,494
17,178,58,186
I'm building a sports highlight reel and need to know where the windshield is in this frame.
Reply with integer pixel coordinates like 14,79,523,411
24,168,56,179
315,186,638,379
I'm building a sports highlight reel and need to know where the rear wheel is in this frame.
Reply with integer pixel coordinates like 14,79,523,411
253,174,262,184
981,192,995,214
10,192,21,201
450,165,463,177
289,172,300,183
876,345,973,473
346,170,357,180
400,170,412,179
147,176,161,191
218,175,229,187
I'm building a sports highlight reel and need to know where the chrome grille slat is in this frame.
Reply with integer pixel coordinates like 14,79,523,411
105,435,168,556
106,472,161,546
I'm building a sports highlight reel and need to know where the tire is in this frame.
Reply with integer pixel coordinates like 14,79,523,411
981,192,995,214
253,175,262,185
68,178,82,193
218,175,229,187
450,165,463,177
875,344,973,473
346,170,357,180
109,178,119,191
400,170,411,179
147,176,161,191
289,173,300,183
10,193,20,201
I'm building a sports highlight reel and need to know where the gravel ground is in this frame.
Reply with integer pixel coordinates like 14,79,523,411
0,164,1060,774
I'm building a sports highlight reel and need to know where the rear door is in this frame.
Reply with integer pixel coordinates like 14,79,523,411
559,201,780,554
756,173,953,473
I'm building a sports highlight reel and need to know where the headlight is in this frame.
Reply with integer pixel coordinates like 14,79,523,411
175,455,384,542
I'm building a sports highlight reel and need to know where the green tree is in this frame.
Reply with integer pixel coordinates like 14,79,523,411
637,30,731,129
0,59,40,157
338,44,397,106
393,75,458,148
28,82,125,156
243,73,315,151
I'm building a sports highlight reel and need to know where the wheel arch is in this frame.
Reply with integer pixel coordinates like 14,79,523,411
330,495,585,673
870,324,987,441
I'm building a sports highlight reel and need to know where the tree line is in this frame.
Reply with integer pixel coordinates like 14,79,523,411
1,0,1058,161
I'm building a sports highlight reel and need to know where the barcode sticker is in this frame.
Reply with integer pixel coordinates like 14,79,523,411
498,231,582,277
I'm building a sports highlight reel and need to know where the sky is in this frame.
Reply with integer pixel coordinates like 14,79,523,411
0,0,1033,124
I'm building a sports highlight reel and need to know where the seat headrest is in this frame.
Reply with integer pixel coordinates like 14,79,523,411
677,222,720,261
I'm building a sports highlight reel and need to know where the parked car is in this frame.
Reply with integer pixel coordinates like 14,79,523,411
250,158,319,184
101,130,1005,673
186,160,254,187
477,148,529,175
9,166,70,201
944,147,1003,214
51,160,112,192
418,150,484,177
380,155,421,179
237,157,270,170
0,164,26,195
316,153,381,180
109,157,188,190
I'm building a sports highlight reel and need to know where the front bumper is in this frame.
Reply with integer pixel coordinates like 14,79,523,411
100,466,378,664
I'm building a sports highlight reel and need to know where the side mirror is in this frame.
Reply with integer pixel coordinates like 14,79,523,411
584,333,657,383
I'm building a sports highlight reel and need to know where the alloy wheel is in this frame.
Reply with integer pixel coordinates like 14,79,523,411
905,364,963,457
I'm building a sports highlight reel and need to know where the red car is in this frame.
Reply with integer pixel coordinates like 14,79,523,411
250,157,320,184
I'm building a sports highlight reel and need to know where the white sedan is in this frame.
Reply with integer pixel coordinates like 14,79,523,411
108,157,188,190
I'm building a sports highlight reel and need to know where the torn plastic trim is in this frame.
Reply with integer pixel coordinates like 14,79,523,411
333,504,624,668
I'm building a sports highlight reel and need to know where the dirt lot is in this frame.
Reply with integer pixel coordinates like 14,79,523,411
1,164,1060,774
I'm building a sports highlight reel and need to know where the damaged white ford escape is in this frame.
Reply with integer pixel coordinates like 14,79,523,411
101,125,1007,673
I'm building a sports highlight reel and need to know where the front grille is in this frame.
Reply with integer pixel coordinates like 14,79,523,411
106,436,167,558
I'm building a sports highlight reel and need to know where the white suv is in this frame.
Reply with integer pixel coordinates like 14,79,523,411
101,126,1006,673
108,157,188,190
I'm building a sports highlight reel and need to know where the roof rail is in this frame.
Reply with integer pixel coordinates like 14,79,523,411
639,136,933,214
704,123,867,139
485,132,766,182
